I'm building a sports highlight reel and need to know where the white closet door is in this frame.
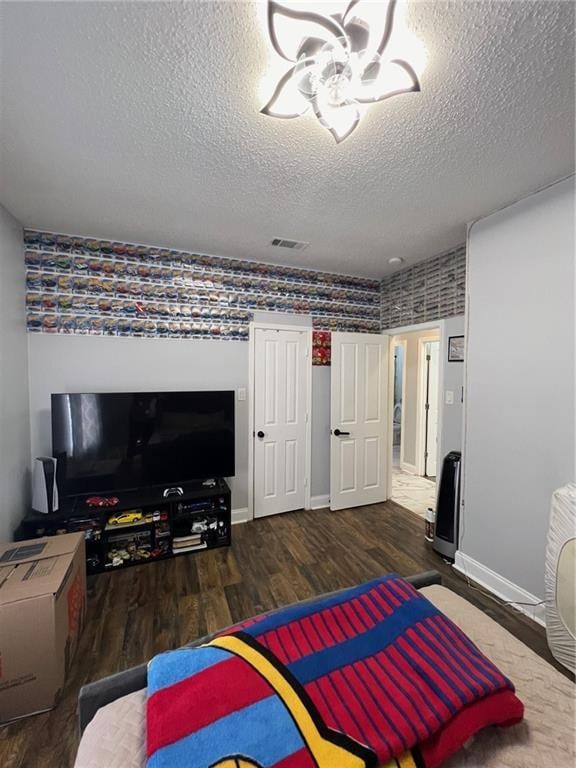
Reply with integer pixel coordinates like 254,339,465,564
254,328,308,518
330,332,389,511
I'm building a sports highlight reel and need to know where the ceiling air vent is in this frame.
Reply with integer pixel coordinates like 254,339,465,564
270,238,309,251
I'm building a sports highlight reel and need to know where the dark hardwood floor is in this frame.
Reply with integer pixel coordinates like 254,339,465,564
0,500,565,767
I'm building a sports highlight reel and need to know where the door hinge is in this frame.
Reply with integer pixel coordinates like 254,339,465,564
425,403,430,411
305,413,309,423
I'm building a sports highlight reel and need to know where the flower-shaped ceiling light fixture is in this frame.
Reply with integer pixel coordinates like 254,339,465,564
261,0,423,143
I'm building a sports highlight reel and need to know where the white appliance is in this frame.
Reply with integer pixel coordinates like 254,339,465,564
32,456,59,514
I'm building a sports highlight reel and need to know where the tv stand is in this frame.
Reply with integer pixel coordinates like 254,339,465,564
17,479,231,575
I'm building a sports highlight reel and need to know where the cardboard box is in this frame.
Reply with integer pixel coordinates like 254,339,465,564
0,532,86,723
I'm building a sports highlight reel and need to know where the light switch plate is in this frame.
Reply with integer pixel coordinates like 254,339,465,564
237,388,247,401
445,390,454,405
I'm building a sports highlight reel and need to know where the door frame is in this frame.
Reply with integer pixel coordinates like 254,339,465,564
392,339,408,471
385,320,445,499
248,321,312,521
415,336,440,477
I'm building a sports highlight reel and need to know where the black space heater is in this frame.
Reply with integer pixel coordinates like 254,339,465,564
433,451,461,561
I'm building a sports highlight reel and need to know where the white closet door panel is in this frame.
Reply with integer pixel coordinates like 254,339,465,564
331,333,389,511
254,329,308,518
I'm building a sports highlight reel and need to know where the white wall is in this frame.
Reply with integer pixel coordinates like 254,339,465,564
462,177,575,599
439,315,465,464
27,332,334,512
28,335,250,511
0,205,29,541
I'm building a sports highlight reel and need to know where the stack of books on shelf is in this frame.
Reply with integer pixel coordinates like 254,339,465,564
172,533,207,554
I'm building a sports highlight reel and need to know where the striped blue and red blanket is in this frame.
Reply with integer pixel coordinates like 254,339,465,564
146,575,523,768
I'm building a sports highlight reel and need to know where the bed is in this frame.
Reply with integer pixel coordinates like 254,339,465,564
74,571,575,768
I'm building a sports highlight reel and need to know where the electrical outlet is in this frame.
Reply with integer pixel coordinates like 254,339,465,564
237,388,246,401
445,390,454,405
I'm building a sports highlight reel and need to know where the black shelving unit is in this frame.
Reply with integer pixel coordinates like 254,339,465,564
17,479,231,575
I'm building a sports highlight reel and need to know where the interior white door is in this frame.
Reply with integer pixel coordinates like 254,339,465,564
330,332,389,511
425,340,440,477
254,328,309,518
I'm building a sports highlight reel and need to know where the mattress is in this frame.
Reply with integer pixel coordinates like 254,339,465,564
74,585,576,768
545,482,576,673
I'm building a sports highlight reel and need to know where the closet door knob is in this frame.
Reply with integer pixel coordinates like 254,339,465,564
257,430,265,438
334,429,351,436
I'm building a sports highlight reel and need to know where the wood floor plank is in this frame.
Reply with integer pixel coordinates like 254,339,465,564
0,501,569,767
177,592,206,643
195,547,225,592
199,587,234,635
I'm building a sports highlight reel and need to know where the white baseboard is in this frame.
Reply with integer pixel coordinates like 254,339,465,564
310,494,330,510
400,462,417,475
454,551,546,627
234,498,330,520
231,507,250,524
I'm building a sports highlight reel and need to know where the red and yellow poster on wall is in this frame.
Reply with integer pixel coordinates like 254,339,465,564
312,331,331,366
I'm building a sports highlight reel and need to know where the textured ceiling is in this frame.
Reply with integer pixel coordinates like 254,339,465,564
0,1,574,278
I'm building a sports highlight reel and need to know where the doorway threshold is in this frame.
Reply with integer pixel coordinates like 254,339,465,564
391,467,436,519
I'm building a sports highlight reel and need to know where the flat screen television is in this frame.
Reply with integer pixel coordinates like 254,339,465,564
51,391,235,497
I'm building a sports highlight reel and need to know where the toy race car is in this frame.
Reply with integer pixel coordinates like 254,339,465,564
145,510,169,523
86,496,119,508
107,510,143,526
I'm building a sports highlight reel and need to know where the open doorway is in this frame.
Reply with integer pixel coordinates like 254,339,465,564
389,326,440,518
420,338,440,479
392,340,406,471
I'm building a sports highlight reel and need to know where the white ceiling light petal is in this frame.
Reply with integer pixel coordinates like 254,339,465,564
342,0,396,61
261,66,311,118
313,93,360,144
261,0,424,142
355,59,420,104
267,1,347,62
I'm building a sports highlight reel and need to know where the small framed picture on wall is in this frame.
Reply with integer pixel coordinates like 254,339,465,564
448,335,465,362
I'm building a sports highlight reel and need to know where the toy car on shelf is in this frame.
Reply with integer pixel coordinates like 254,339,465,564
145,510,169,523
86,496,119,508
107,510,143,526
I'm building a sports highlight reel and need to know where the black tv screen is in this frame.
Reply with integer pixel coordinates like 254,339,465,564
51,391,235,496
